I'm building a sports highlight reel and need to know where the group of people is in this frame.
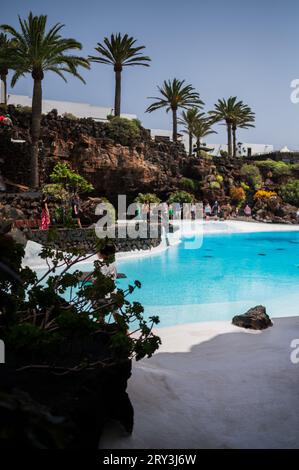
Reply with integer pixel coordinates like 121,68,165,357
204,200,252,220
135,200,253,223
136,202,198,222
40,194,82,230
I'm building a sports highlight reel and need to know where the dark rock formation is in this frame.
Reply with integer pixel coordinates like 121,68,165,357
1,332,134,449
232,305,273,330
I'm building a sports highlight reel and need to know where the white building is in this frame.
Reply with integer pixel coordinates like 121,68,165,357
149,130,274,156
7,94,137,121
207,142,274,157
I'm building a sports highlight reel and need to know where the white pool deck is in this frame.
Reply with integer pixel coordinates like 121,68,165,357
101,316,299,449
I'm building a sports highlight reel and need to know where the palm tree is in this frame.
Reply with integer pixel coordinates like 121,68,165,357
231,105,255,157
89,33,150,117
146,79,203,142
1,13,90,187
178,107,203,156
192,115,216,157
0,33,16,105
209,97,244,157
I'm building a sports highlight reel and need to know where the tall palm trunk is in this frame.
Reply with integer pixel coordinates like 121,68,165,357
226,120,232,157
232,124,237,158
114,65,122,116
0,71,7,105
196,137,201,157
31,76,43,188
172,107,178,142
188,130,193,156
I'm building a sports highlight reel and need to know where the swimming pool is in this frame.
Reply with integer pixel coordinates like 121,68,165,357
116,231,299,328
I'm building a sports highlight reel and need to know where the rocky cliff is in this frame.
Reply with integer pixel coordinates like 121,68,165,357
0,107,196,202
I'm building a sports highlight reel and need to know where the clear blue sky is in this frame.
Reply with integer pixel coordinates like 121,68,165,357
2,0,299,149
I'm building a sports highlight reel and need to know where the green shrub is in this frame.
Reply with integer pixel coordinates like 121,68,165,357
0,233,161,362
167,191,194,204
15,104,32,114
199,150,213,159
240,181,250,192
210,181,221,189
215,174,223,184
50,162,94,194
106,117,141,146
62,112,78,120
240,164,262,189
256,160,291,177
280,180,299,206
181,177,199,192
134,193,161,204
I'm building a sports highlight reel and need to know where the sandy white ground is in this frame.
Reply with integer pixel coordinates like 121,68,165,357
100,317,299,449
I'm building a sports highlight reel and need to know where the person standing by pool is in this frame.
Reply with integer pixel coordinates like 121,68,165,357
40,195,50,230
212,200,220,218
204,202,212,219
244,204,252,217
71,193,82,228
168,203,174,220
191,202,197,220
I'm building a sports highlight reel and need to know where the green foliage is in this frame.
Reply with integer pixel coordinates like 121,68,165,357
240,181,250,192
134,193,161,204
106,117,141,146
15,104,32,114
215,174,223,184
199,150,212,159
0,233,161,364
280,180,299,206
220,150,228,157
181,177,199,192
256,160,291,177
43,183,69,201
146,79,203,114
167,190,194,203
50,163,94,194
62,112,78,120
240,164,262,189
210,181,221,189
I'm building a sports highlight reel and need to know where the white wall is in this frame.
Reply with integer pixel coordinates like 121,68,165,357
7,94,137,121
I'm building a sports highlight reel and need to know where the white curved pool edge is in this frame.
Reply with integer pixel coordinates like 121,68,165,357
116,220,299,261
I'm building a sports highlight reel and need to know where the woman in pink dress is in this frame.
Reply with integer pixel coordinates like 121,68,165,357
41,196,50,230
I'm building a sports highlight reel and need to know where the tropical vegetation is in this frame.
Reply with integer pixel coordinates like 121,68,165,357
280,180,299,206
89,33,150,117
146,79,203,141
210,97,255,157
240,163,262,190
167,190,194,203
0,12,90,187
178,108,203,156
0,32,16,106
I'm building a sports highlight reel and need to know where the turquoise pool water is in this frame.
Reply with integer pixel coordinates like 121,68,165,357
116,231,299,328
